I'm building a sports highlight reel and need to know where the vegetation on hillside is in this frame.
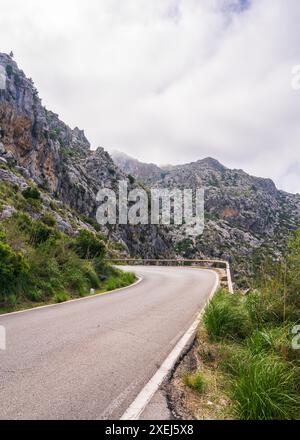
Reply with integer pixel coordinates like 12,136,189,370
183,230,300,420
0,181,135,312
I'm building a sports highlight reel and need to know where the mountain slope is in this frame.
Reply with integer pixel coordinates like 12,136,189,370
0,52,172,258
113,153,300,285
111,150,164,184
1,52,299,286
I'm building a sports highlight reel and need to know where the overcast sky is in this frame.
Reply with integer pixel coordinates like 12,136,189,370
0,0,299,193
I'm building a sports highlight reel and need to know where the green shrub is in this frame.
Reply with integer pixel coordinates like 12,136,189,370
184,372,207,394
93,258,110,278
0,196,132,309
26,248,63,300
246,288,299,326
0,240,29,299
41,213,56,227
106,277,119,291
22,186,41,200
246,328,277,355
12,211,33,232
220,344,248,377
6,294,17,308
106,271,136,291
49,128,61,141
74,230,105,259
30,222,55,246
119,271,136,286
82,262,101,289
49,201,58,211
229,351,300,420
246,326,297,361
54,292,70,303
27,289,44,303
63,263,89,296
203,290,252,342
248,230,300,325
286,231,300,317
6,64,13,78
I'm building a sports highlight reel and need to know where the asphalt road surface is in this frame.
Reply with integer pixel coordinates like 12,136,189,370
0,266,217,420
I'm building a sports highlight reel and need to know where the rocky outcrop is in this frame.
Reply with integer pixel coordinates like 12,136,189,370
1,52,299,282
112,153,300,285
111,150,164,184
0,52,172,259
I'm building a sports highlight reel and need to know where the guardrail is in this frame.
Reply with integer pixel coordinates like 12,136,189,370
106,258,234,294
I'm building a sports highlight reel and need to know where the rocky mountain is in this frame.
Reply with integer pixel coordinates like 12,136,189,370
111,150,164,185
0,52,172,258
113,154,300,285
1,52,299,286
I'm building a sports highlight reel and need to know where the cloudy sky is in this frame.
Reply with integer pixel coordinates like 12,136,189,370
0,0,300,193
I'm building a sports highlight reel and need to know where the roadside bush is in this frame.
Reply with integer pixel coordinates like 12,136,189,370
6,294,17,308
246,326,297,362
106,277,119,291
229,351,300,420
74,230,105,259
26,289,44,303
286,231,300,318
106,271,136,291
119,271,136,286
82,262,101,289
0,240,29,300
54,291,70,303
0,205,134,309
26,250,63,300
190,231,300,420
93,259,112,279
245,290,291,326
203,290,252,342
64,269,89,297
220,344,249,377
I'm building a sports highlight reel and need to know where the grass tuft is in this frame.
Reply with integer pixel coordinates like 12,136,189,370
184,372,207,394
203,290,252,342
229,350,300,420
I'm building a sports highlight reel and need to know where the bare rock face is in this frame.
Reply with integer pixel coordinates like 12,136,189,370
0,52,172,259
0,204,16,220
0,53,124,213
1,52,299,280
112,152,300,285
111,150,164,184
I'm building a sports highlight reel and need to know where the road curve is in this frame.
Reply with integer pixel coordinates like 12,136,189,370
0,266,217,420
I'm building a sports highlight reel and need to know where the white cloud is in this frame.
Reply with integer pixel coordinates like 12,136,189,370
0,0,299,193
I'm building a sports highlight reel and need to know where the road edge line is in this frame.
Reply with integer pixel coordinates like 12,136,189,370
0,275,143,318
120,269,220,421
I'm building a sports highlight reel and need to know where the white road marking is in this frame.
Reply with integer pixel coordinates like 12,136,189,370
0,277,143,318
120,270,219,420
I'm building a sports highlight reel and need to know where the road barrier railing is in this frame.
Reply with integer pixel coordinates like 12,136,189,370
106,258,234,293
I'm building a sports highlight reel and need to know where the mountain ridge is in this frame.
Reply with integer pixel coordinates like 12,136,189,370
112,150,300,285
0,52,299,285
112,151,284,195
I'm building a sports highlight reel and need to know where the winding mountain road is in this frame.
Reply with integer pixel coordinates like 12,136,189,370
0,266,217,420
